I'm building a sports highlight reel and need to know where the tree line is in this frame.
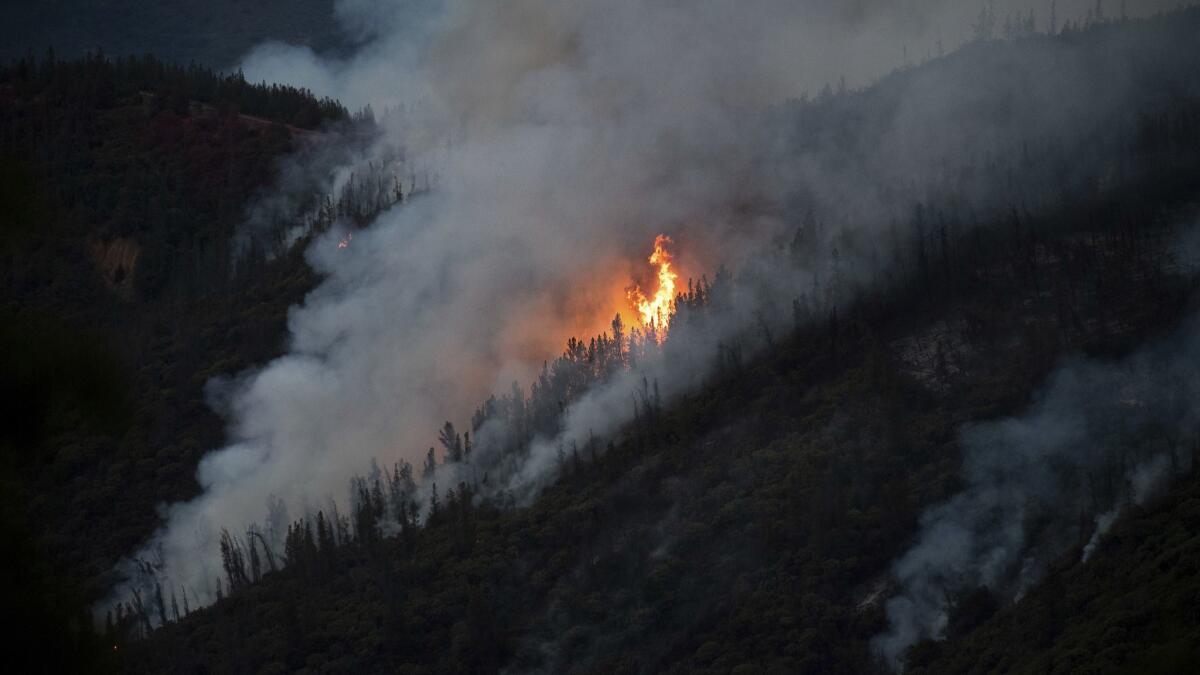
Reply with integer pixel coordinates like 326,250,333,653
2,49,348,130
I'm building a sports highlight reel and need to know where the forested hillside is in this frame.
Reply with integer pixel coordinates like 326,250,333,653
103,9,1200,674
116,187,1200,672
914,473,1200,673
0,52,365,673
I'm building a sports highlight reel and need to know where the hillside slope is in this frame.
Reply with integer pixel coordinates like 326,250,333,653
9,10,1200,675
120,198,1200,673
120,12,1200,671
914,472,1200,674
0,53,358,672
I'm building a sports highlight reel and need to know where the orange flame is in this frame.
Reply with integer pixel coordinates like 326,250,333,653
337,232,353,249
627,234,678,333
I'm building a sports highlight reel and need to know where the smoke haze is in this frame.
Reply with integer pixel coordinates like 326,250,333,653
116,0,1196,608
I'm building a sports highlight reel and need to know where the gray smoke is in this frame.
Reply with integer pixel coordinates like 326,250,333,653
872,299,1200,669
115,0,1191,610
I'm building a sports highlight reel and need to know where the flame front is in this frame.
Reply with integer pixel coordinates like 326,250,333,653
627,234,678,333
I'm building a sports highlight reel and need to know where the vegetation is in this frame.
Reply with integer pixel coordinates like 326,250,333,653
117,188,1199,672
913,474,1200,673
0,51,364,672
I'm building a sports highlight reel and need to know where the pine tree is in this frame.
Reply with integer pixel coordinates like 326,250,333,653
219,529,249,591
423,447,437,479
439,421,464,462
247,531,262,582
153,580,168,627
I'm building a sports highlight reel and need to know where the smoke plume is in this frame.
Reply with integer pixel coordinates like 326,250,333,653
116,0,1194,610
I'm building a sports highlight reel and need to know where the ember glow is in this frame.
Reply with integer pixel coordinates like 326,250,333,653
337,232,353,249
627,234,678,333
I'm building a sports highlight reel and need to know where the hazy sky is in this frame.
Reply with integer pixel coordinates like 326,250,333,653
240,0,1189,112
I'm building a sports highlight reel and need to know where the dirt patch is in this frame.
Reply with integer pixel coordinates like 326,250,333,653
90,237,140,300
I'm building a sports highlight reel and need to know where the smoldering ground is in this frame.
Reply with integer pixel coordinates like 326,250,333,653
872,255,1200,669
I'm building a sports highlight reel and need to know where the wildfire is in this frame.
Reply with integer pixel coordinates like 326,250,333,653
337,232,353,249
627,234,678,332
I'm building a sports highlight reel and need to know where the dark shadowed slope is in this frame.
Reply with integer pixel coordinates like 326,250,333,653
913,472,1200,674
0,51,372,671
